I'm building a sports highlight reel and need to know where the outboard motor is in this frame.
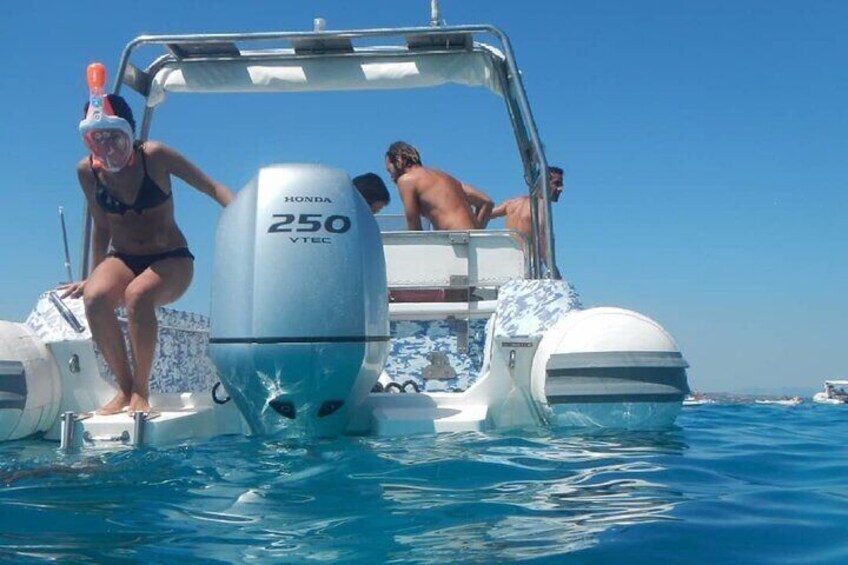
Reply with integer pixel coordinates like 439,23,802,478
208,164,389,437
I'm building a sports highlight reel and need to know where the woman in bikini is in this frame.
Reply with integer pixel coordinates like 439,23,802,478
61,94,234,415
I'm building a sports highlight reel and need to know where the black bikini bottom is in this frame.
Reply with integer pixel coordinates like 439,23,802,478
108,247,195,276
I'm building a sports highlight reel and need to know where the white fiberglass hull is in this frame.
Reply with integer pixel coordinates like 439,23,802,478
0,272,689,447
812,393,846,405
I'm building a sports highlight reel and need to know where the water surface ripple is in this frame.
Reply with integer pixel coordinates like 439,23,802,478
1,403,846,563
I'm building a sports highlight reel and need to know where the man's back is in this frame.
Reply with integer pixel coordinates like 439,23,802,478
398,166,477,230
492,166,562,246
385,141,493,231
499,196,533,235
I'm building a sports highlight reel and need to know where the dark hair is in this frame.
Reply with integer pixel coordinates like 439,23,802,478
353,172,390,206
548,166,563,176
83,93,136,134
385,141,422,175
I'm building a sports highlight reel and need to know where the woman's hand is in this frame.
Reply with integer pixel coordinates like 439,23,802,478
58,280,87,299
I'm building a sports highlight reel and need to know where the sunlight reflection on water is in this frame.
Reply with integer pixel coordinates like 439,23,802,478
1,405,846,563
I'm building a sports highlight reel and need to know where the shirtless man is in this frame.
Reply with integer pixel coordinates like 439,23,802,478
385,141,493,230
491,166,564,274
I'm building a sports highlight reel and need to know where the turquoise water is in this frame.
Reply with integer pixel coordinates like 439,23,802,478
1,403,846,563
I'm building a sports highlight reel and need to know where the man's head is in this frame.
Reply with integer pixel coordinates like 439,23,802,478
353,172,391,213
385,141,422,182
548,166,564,202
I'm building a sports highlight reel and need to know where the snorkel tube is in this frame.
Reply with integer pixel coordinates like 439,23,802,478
79,62,134,172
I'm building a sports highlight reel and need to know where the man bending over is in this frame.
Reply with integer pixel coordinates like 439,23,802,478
384,141,493,231
491,166,564,277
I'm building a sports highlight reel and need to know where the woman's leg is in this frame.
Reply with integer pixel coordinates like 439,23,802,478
123,257,194,413
83,258,136,414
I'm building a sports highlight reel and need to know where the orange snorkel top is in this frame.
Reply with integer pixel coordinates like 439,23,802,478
85,62,115,117
86,62,106,89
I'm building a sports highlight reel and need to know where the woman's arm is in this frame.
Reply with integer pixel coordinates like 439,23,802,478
60,161,112,298
151,142,235,206
76,161,112,269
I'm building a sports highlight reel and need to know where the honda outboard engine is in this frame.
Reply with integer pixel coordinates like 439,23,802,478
208,164,389,437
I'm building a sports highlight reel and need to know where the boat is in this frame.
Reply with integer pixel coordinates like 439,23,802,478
0,7,690,449
683,394,716,406
755,397,803,407
683,393,715,406
812,380,848,405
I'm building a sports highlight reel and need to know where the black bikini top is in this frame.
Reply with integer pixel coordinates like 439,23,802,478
92,149,172,215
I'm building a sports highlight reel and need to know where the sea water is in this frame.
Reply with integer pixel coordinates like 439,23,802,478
1,403,846,564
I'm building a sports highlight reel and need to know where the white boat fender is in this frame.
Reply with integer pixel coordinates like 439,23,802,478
0,321,62,441
531,307,689,427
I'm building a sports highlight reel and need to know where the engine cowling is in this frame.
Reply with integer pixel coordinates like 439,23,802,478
208,164,389,437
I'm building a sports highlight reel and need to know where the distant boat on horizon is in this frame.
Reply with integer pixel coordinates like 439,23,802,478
812,380,848,405
683,392,716,406
755,396,803,407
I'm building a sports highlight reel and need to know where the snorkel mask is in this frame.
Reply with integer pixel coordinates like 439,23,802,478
79,63,134,172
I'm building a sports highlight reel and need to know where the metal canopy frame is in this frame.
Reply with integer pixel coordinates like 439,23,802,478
82,23,557,279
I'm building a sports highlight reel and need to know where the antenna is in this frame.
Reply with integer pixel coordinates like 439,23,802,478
430,0,444,26
58,207,74,283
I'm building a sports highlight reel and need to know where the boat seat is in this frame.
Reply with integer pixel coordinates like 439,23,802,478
383,229,528,313
26,294,219,395
381,230,527,392
102,308,219,394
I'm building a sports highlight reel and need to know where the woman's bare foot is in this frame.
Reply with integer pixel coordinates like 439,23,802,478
128,392,151,415
97,392,131,415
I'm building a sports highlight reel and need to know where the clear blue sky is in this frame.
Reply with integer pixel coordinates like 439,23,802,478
1,1,845,394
